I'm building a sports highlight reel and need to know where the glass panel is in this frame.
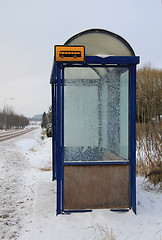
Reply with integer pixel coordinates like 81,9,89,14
64,85,98,147
120,71,129,159
64,67,129,162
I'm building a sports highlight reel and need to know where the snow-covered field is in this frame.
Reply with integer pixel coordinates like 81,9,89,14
0,128,162,240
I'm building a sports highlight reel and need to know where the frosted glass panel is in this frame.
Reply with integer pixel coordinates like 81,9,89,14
120,71,129,158
64,67,129,162
64,86,98,146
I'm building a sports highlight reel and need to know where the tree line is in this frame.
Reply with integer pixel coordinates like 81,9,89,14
136,65,162,185
0,108,29,130
41,106,52,128
136,65,162,124
41,107,52,137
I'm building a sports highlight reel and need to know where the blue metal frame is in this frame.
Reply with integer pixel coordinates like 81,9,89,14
51,62,57,181
131,65,137,214
85,56,139,64
61,66,64,213
128,67,132,209
50,56,139,215
64,161,129,166
56,63,62,215
64,209,92,214
51,83,56,180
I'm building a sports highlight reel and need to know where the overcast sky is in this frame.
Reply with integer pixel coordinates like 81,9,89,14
0,0,162,117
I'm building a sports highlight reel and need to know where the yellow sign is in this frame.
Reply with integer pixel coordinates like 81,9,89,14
55,45,85,62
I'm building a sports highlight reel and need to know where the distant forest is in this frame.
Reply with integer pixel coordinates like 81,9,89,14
0,108,29,130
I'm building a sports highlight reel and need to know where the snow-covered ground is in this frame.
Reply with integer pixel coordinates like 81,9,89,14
0,128,162,240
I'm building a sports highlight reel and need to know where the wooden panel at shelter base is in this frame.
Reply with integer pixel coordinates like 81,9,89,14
64,165,129,210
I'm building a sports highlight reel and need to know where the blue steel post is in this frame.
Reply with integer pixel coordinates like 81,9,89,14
54,83,57,179
128,67,132,209
131,64,137,214
61,66,64,212
51,83,55,180
56,63,62,215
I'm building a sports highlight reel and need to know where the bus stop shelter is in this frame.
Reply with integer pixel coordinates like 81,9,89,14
50,29,140,215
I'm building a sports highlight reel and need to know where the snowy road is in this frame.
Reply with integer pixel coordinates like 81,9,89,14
0,128,36,142
0,128,162,240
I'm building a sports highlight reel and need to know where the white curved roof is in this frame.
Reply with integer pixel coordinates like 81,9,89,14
64,29,135,57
